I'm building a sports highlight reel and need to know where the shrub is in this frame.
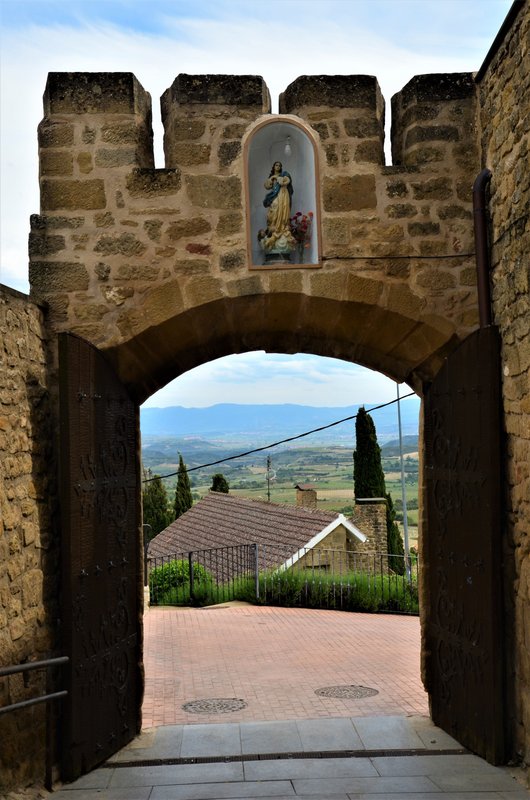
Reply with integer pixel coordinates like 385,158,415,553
149,559,213,605
233,567,418,615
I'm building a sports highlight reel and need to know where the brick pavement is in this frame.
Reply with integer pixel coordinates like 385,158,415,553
142,604,428,728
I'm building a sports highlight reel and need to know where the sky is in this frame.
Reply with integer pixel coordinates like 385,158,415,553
0,0,512,408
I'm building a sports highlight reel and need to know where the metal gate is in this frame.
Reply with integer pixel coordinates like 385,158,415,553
59,333,142,781
424,326,505,763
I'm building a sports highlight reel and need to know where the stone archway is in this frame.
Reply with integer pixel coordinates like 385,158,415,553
29,69,507,776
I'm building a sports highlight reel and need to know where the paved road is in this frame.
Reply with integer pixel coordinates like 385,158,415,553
143,604,428,728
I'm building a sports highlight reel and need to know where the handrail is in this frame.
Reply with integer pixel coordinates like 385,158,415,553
0,655,69,678
0,656,69,716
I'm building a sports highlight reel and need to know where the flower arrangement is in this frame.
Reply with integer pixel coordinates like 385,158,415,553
290,211,314,262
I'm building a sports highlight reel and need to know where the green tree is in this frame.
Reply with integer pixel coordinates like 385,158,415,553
353,407,386,498
211,473,229,493
174,454,193,519
353,407,405,574
142,470,171,539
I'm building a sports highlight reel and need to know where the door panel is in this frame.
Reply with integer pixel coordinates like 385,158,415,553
59,333,142,781
423,327,504,763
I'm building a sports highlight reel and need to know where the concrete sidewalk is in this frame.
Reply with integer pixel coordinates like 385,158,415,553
142,605,428,727
51,715,528,798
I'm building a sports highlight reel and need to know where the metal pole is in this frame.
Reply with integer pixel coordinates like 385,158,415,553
142,524,152,586
254,543,260,600
396,383,412,582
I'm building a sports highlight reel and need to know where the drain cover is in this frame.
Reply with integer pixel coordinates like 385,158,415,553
315,685,379,699
182,698,248,714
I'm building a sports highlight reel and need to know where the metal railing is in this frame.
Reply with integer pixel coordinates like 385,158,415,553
148,544,419,614
148,543,258,606
256,546,419,614
0,656,69,715
0,655,69,789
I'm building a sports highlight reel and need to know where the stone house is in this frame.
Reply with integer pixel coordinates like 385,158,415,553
147,491,370,580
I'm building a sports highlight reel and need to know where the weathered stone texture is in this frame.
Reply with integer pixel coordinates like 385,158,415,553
477,2,530,779
19,43,530,782
0,286,54,790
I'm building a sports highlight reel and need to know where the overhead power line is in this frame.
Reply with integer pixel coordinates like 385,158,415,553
142,392,416,483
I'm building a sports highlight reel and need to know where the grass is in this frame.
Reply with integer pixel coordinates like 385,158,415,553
235,568,419,615
150,559,419,615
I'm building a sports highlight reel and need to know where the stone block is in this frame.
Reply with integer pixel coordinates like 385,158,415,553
222,123,247,139
171,142,211,166
166,119,207,141
406,125,460,146
94,233,147,256
38,121,74,148
217,213,243,235
323,217,351,243
408,221,440,236
167,218,212,240
218,141,241,167
144,219,163,241
95,148,137,167
40,150,73,176
162,74,271,111
95,212,115,228
28,234,66,257
280,75,384,113
174,259,210,276
416,268,456,290
77,152,93,173
411,178,453,201
126,168,181,197
220,249,246,271
29,261,89,293
396,73,476,108
186,175,241,209
41,179,106,210
344,117,381,138
386,204,418,218
30,214,84,230
323,175,377,211
115,264,160,281
43,72,151,116
101,121,140,144
438,204,472,219
186,243,211,256
355,140,384,164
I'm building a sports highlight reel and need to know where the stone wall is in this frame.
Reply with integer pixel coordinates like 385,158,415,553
351,500,388,559
29,71,482,402
0,286,56,791
476,2,530,773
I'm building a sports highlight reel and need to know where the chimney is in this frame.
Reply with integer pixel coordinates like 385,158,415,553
295,483,317,509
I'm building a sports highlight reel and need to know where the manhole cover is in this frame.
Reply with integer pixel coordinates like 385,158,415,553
315,685,379,699
182,698,248,714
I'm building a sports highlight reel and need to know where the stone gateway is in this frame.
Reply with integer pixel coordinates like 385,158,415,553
0,1,528,791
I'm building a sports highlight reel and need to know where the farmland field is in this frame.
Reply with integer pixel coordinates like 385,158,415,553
142,435,419,550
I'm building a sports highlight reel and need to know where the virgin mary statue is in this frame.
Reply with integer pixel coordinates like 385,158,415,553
257,161,296,263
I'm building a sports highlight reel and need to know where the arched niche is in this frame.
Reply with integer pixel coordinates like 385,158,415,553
245,117,321,270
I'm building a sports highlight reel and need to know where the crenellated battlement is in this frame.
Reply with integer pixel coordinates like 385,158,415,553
31,69,482,395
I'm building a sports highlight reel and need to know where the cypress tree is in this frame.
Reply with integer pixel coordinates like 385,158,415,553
142,470,171,538
353,407,405,574
174,454,193,519
211,473,229,493
353,407,386,498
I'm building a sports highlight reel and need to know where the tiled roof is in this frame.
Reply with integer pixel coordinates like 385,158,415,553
148,491,347,563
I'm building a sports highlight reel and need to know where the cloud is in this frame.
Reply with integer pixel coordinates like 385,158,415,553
0,1,510,291
0,1,511,405
141,352,401,408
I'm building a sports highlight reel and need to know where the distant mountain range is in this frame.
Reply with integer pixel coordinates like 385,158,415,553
140,398,420,444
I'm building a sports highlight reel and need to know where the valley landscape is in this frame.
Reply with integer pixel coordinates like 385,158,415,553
141,397,420,548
